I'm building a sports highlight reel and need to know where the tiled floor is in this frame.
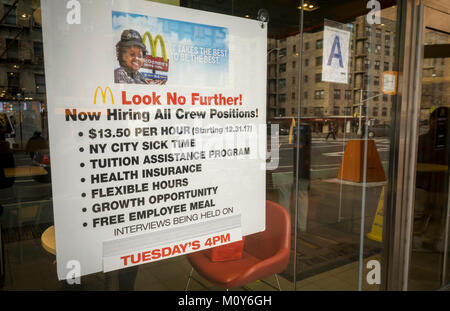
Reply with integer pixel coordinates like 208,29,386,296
181,253,382,291
1,236,382,291
135,253,382,291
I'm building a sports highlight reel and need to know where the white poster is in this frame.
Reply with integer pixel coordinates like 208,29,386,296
41,0,267,279
322,26,350,84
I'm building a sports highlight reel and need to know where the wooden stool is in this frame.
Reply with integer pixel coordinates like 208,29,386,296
41,225,56,255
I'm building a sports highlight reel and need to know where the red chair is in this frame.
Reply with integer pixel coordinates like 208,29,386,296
186,200,291,290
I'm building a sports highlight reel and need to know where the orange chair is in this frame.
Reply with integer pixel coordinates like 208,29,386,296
186,200,291,290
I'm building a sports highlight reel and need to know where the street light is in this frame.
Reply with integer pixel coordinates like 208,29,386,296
356,90,384,136
267,47,281,54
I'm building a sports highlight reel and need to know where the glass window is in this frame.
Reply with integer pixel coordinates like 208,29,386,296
373,92,379,101
5,39,18,59
375,44,381,53
365,58,370,70
314,90,324,99
35,74,46,94
314,106,324,116
363,90,368,100
374,76,380,86
410,28,450,290
315,73,321,83
315,56,322,66
373,106,378,116
3,4,16,25
334,89,341,99
0,0,406,293
34,42,44,59
7,71,19,88
316,39,323,49
376,28,382,38
345,90,352,100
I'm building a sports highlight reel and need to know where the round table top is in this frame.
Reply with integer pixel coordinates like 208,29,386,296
416,163,448,172
41,225,56,255
4,166,48,178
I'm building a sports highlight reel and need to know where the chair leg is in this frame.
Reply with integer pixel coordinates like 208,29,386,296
185,267,193,291
275,274,281,291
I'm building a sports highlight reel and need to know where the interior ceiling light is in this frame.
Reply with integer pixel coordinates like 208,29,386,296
19,13,30,20
298,2,319,11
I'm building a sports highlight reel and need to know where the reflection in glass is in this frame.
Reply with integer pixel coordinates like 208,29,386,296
409,28,450,290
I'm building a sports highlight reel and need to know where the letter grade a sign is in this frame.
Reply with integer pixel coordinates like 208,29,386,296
322,26,351,84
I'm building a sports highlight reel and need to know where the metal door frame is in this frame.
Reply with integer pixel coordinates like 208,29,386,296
384,0,450,291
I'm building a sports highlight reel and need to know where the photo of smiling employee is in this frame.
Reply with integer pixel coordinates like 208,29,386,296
114,29,148,84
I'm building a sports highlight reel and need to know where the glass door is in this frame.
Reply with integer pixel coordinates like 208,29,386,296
409,5,450,290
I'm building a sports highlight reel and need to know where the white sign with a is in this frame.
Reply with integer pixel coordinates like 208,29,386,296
322,26,351,84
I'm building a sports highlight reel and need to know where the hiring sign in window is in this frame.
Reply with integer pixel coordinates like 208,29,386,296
41,0,267,279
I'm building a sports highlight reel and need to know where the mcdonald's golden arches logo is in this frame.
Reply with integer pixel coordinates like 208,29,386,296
143,32,167,62
142,31,169,73
93,86,115,105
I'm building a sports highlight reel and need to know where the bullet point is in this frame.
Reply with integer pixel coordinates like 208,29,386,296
81,193,86,198
81,178,86,183
83,223,87,227
82,208,87,212
79,147,84,152
80,163,85,167
78,132,83,137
